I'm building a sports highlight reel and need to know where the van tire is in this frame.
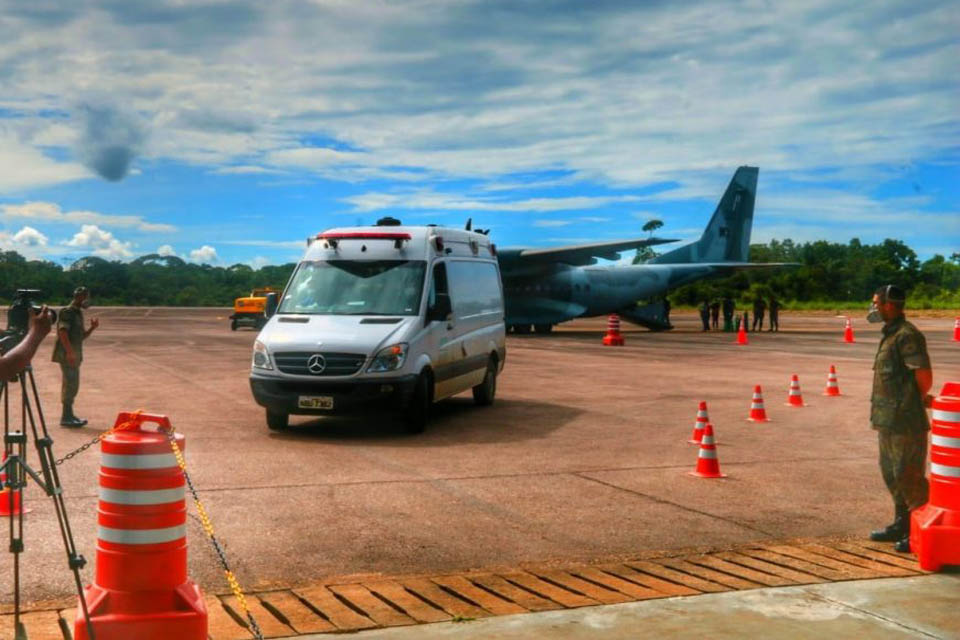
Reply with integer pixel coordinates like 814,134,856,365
404,372,431,434
266,410,288,431
472,358,497,406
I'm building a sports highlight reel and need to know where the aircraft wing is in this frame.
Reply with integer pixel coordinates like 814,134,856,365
499,237,678,271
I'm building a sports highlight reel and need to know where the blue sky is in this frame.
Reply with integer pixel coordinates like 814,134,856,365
0,0,957,268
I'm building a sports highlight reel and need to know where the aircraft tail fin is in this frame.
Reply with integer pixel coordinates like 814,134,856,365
651,166,758,265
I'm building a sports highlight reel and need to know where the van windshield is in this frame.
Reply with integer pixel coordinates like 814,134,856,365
279,260,426,316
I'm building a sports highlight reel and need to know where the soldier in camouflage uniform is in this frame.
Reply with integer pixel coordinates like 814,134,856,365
51,286,99,427
867,285,934,552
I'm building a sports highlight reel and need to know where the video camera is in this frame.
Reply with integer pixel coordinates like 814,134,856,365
0,289,57,353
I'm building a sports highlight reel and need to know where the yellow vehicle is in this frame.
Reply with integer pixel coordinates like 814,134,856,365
230,287,279,330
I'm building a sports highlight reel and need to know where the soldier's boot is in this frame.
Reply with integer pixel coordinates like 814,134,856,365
60,404,87,428
869,504,909,542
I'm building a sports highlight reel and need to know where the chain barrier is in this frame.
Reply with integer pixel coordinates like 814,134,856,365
167,430,264,640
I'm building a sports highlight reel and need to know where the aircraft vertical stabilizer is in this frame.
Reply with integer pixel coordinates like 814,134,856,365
650,166,758,265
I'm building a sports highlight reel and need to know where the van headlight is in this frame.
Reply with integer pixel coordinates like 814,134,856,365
252,340,273,370
368,343,408,373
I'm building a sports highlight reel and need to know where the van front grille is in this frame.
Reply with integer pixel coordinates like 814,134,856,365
273,352,366,376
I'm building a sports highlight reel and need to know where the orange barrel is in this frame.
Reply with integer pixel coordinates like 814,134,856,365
910,383,960,572
75,412,206,640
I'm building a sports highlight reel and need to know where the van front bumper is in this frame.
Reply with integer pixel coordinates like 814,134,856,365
249,374,419,415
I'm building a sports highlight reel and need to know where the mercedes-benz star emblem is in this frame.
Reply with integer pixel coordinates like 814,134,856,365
307,354,326,374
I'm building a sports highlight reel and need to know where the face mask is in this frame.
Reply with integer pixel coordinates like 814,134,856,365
866,303,883,324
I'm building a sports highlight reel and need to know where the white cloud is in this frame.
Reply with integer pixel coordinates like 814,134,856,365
212,165,284,175
0,134,90,193
189,245,219,264
12,226,48,247
343,191,641,213
157,244,175,256
220,239,305,249
63,224,135,259
248,255,271,270
533,220,571,228
1,201,176,232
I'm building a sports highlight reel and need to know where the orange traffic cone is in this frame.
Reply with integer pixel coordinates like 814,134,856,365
736,316,748,345
823,365,842,396
688,401,709,444
747,385,770,422
843,318,855,343
786,374,806,407
0,453,28,517
602,314,625,346
688,423,725,478
953,318,960,342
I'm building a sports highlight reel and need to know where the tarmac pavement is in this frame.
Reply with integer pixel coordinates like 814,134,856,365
1,308,958,609
284,574,960,640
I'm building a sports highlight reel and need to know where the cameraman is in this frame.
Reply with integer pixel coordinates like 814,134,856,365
0,306,52,378
52,286,99,428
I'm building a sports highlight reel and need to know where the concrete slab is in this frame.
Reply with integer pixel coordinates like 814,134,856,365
285,575,960,640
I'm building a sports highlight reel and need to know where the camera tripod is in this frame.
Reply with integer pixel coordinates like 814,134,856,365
1,364,95,640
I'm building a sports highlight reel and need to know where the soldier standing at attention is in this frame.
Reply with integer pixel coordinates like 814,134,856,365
709,300,721,330
752,297,766,331
867,285,934,553
722,296,735,331
768,297,781,332
52,286,99,427
699,299,710,331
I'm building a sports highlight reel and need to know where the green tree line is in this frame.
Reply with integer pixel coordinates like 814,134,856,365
0,238,957,309
666,238,960,309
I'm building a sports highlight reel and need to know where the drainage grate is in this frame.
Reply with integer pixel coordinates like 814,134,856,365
3,539,927,639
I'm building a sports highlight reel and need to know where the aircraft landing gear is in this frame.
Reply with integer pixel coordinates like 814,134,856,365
534,324,553,334
511,324,532,334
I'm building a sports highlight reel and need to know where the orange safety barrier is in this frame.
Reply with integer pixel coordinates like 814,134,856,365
823,365,842,396
747,385,770,422
909,383,960,571
736,316,748,345
843,317,855,343
75,412,206,640
785,374,807,407
688,401,710,444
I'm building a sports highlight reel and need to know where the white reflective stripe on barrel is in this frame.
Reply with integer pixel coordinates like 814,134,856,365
98,487,185,505
932,409,960,424
698,449,717,459
97,524,186,545
931,462,960,478
100,453,178,470
931,434,960,449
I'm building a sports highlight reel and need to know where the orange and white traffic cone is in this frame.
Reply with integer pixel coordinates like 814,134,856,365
843,318,855,343
747,385,770,422
736,316,748,345
688,401,709,444
823,365,842,396
786,374,807,407
688,423,725,478
953,318,960,342
602,314,625,346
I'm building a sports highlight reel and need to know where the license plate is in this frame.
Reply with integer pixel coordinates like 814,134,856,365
298,395,334,410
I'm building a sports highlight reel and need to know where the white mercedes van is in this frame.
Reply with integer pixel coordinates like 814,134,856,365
249,218,506,433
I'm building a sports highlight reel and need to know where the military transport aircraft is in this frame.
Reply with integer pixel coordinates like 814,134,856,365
495,166,786,333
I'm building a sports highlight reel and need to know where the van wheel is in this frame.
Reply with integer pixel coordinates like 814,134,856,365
404,372,431,434
266,410,288,431
230,319,238,331
472,358,497,406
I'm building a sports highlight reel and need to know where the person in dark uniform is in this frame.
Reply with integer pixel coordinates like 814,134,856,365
752,297,766,331
768,297,781,332
663,296,672,329
722,296,735,332
709,300,720,330
867,285,934,553
698,300,710,331
52,287,99,427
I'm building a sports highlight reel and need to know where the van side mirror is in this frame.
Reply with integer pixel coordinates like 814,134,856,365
264,292,279,318
427,293,452,323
